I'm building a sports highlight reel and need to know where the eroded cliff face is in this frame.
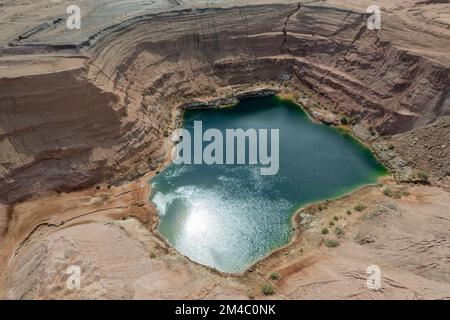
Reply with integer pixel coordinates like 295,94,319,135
0,57,169,203
1,2,449,203
88,3,450,130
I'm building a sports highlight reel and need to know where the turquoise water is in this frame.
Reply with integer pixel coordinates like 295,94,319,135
149,96,387,273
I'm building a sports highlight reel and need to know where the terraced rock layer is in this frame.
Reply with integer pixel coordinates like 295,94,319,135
1,2,449,203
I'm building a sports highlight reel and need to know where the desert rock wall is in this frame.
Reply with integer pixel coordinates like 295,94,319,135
88,3,449,133
0,2,449,203
0,60,168,203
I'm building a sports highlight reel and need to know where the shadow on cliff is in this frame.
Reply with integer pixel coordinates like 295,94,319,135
0,68,122,204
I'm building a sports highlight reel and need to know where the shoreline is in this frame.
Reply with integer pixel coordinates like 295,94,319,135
142,87,392,276
1,85,446,299
243,176,389,276
0,85,431,286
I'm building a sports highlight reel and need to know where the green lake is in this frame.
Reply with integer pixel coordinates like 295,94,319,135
149,96,387,273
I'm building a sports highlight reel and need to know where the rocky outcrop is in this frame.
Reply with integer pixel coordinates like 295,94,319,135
0,63,168,203
379,116,450,186
83,2,450,187
180,88,277,110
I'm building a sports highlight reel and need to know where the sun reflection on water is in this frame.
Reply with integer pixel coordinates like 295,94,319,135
185,207,211,235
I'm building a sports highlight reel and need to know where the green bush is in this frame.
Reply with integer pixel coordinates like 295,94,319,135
149,251,156,259
325,239,339,248
333,215,339,221
95,185,101,190
163,129,170,137
346,210,352,215
384,187,409,199
415,170,429,183
400,187,410,197
321,228,329,235
392,192,402,199
262,283,275,295
354,203,366,212
269,272,281,280
383,187,394,197
335,227,344,236
340,116,349,125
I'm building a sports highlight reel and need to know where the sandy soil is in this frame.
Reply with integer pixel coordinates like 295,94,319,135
0,171,449,299
247,181,450,299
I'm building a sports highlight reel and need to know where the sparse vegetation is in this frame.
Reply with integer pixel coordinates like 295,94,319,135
340,116,349,125
400,188,410,197
163,129,169,137
95,185,101,190
262,283,274,295
383,186,409,199
246,289,255,300
149,251,156,259
321,227,329,235
269,272,281,280
329,221,335,227
354,203,366,212
325,239,339,248
334,227,344,237
415,170,429,183
393,193,402,199
383,187,394,197
333,215,339,221
346,210,352,215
